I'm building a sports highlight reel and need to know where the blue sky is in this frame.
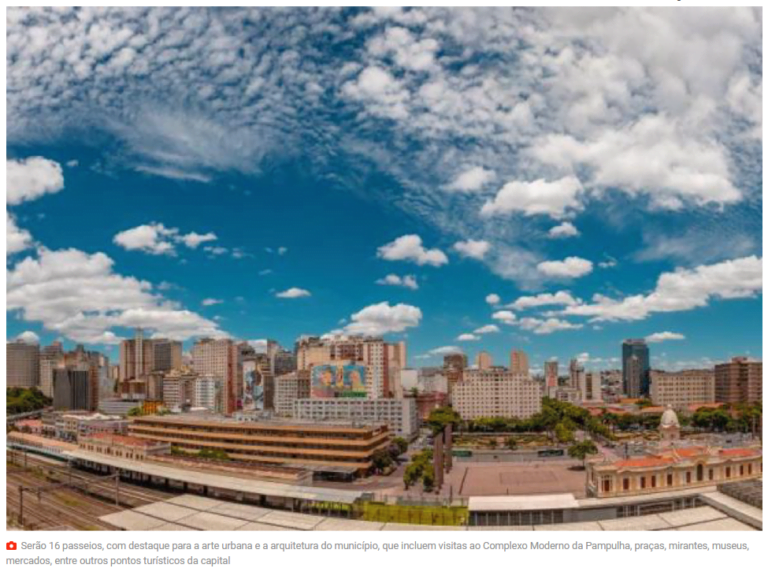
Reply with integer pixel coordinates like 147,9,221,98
5,7,763,372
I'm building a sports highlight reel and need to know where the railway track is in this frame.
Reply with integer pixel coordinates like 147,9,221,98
6,454,179,530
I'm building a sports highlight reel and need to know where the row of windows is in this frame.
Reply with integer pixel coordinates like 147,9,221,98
131,432,387,453
603,462,760,493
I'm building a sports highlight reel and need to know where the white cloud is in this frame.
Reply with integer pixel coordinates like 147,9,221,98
646,331,686,343
598,256,618,269
519,317,583,335
113,223,178,256
377,234,448,266
178,232,217,249
531,115,741,210
247,339,268,353
492,310,517,325
7,247,225,344
204,246,228,256
453,239,491,260
473,324,500,334
15,331,40,344
416,345,463,359
7,212,33,255
201,298,223,306
114,222,219,256
548,221,580,238
376,274,418,290
445,166,496,193
509,291,580,310
537,257,593,279
278,247,288,255
457,333,479,341
275,287,311,299
7,157,64,205
341,301,422,335
485,293,501,305
480,177,583,219
562,256,762,321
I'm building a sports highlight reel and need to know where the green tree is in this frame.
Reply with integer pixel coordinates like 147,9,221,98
426,406,462,435
392,436,408,456
488,438,498,449
372,449,393,472
422,468,435,492
504,437,517,450
403,463,421,489
127,407,143,417
555,422,575,444
567,439,598,468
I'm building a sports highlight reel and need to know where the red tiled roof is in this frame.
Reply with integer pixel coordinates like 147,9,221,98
614,457,674,469
719,448,759,458
672,446,708,458
86,433,163,447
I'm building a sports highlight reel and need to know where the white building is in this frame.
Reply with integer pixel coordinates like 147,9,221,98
293,398,419,439
453,369,542,420
194,375,223,412
274,371,310,417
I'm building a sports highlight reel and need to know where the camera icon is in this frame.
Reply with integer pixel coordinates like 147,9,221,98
6,542,17,551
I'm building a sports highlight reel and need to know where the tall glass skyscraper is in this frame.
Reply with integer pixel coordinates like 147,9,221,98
622,339,650,397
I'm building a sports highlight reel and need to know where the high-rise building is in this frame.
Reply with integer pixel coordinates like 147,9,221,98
295,335,404,398
476,351,493,370
442,352,467,396
510,350,529,376
274,370,311,416
242,354,274,411
544,360,559,389
192,338,239,414
622,339,650,397
715,357,762,404
152,339,183,373
650,370,715,407
53,368,90,410
194,375,224,412
39,341,64,398
7,340,40,388
452,369,542,420
585,371,602,402
570,358,586,397
273,349,297,376
162,368,198,409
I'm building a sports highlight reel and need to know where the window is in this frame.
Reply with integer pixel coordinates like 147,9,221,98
651,476,656,488
739,465,744,476
709,469,714,481
726,466,731,478
623,478,630,491
686,472,691,484
667,473,673,486
602,479,611,493
640,477,646,489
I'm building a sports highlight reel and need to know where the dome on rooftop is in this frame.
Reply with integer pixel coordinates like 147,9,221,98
660,405,680,429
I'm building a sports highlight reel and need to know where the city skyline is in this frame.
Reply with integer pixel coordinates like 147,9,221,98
6,7,763,372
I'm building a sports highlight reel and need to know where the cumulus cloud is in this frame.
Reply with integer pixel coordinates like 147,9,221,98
7,212,33,255
537,257,594,279
562,256,762,322
518,317,583,335
453,239,491,260
646,331,686,343
201,298,223,306
15,331,40,344
416,345,463,359
6,247,225,344
480,177,583,219
485,293,501,305
341,301,422,335
377,234,448,266
457,333,479,341
113,222,219,256
376,274,419,290
275,287,311,299
7,157,64,205
492,310,517,325
548,221,580,238
445,166,496,193
509,291,580,310
473,324,500,334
